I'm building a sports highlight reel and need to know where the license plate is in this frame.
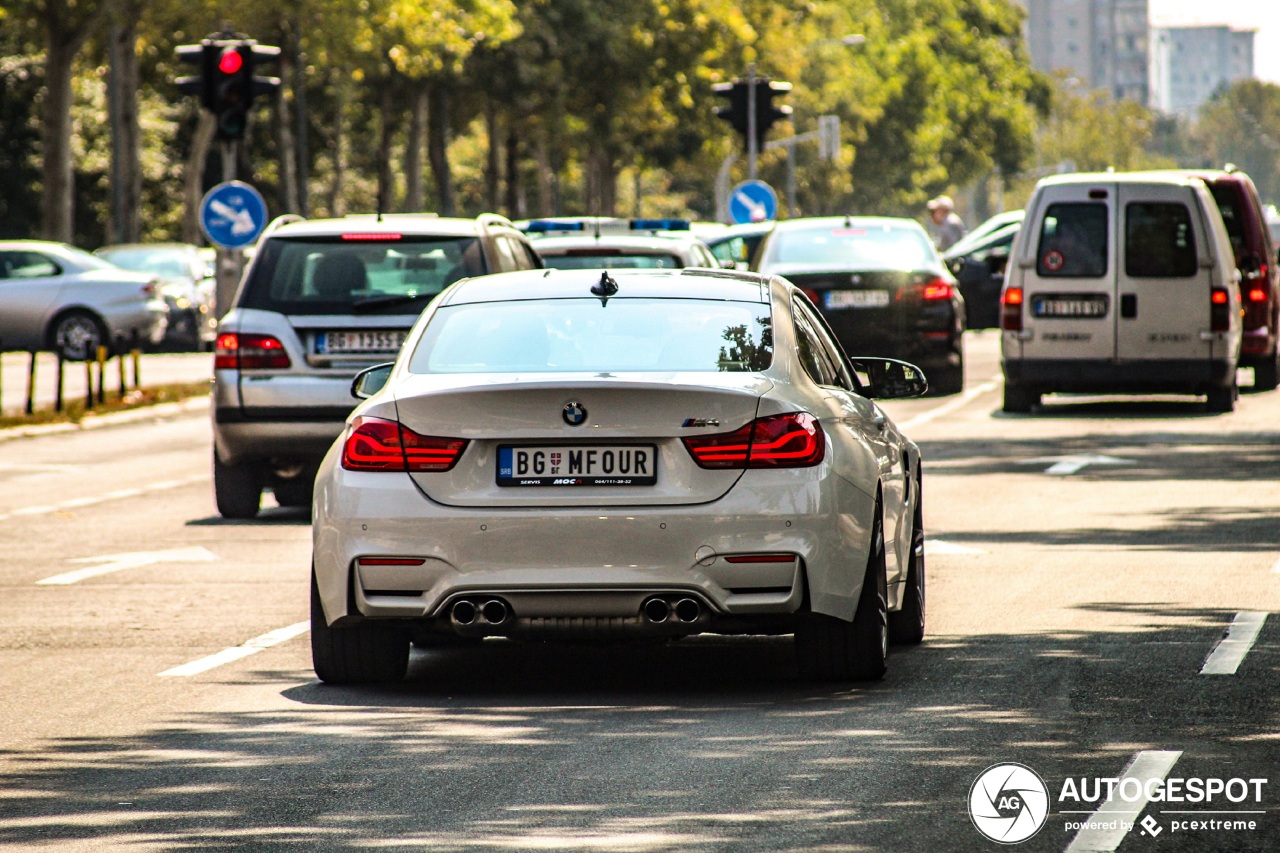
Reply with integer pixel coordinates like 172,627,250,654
315,330,408,354
1031,295,1108,319
826,289,890,309
497,445,658,487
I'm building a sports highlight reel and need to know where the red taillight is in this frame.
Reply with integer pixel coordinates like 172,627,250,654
1001,287,1024,332
922,279,953,300
683,412,825,470
214,332,291,370
341,416,467,472
801,288,822,305
1247,287,1268,303
1211,287,1231,332
341,233,402,241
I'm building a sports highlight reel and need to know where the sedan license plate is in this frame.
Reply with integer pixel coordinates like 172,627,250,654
315,330,408,355
825,289,890,309
497,445,657,487
1031,295,1108,319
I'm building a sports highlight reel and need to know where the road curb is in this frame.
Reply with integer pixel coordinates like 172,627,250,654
0,395,210,443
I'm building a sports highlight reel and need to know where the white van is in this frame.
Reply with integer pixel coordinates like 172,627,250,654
1000,172,1242,412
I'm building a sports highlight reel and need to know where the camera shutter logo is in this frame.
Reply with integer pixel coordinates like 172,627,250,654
969,763,1050,844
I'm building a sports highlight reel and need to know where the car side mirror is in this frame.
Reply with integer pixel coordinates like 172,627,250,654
351,362,395,400
848,357,928,400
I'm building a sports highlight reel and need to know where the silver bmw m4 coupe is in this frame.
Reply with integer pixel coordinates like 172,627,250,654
311,266,929,683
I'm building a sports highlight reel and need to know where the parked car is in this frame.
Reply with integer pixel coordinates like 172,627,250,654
0,240,168,360
310,266,928,684
1001,172,1241,413
944,219,1021,330
753,216,966,395
211,212,542,519
704,221,775,270
94,242,217,350
945,209,1024,258
531,218,719,270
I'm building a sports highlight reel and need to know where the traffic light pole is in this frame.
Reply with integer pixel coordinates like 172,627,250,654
215,139,243,317
746,64,758,180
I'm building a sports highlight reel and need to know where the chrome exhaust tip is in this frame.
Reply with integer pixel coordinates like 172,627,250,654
450,599,477,626
481,599,509,625
674,598,701,624
643,597,671,623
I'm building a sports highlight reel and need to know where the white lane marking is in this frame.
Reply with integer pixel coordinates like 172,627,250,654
0,474,206,523
1064,750,1182,852
1019,454,1134,476
159,622,311,677
1200,611,1268,676
37,546,218,586
925,538,985,556
897,376,1000,431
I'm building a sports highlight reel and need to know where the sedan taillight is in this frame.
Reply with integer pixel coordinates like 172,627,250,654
683,412,825,470
214,332,292,370
341,416,467,472
921,278,953,300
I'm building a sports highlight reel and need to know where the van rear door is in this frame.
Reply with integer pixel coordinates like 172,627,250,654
1018,183,1115,362
1115,183,1213,363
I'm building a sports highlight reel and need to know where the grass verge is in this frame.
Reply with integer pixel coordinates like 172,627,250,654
0,381,210,429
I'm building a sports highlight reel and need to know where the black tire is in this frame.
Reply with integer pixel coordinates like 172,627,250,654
272,476,314,509
50,310,108,362
1205,383,1237,413
213,452,262,519
1252,354,1279,393
311,571,410,684
1002,382,1039,413
795,506,889,682
888,478,926,646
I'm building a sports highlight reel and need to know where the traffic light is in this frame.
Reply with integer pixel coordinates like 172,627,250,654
175,37,281,141
712,77,792,151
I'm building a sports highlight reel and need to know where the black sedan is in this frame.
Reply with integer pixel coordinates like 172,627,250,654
753,216,965,395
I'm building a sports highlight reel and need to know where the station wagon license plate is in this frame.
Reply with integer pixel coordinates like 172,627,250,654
497,445,658,487
826,289,890,309
1031,295,1108,319
315,330,408,354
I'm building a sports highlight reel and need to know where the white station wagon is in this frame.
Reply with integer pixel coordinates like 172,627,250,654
310,267,929,683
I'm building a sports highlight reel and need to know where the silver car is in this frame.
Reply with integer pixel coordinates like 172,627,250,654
311,267,928,684
94,243,217,350
0,240,168,360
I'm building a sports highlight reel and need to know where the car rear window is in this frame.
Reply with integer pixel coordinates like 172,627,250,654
240,236,485,315
1036,203,1108,278
1126,203,1197,278
409,298,773,373
541,253,684,270
1208,185,1246,257
771,225,936,270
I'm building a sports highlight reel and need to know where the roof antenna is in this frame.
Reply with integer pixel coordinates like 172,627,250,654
592,271,619,305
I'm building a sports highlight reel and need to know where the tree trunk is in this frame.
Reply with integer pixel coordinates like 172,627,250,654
534,129,553,217
327,75,347,217
292,24,309,216
485,101,500,212
377,84,396,214
182,111,216,244
427,83,453,216
504,125,521,218
404,83,428,212
106,9,141,244
274,30,299,215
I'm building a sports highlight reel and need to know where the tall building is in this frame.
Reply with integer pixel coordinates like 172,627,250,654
1150,26,1256,116
1018,0,1150,103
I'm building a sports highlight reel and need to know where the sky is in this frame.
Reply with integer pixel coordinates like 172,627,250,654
1150,0,1280,84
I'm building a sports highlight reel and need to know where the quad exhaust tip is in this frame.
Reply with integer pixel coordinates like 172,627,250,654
643,597,671,623
450,597,510,627
642,596,702,624
451,600,477,625
673,598,701,624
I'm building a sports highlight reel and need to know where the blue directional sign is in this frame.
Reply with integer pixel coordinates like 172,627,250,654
199,181,268,249
729,180,778,225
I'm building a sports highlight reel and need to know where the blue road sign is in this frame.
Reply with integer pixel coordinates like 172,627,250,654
729,180,778,225
200,181,268,249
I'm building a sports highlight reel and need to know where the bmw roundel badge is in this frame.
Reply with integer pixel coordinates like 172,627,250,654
562,401,587,426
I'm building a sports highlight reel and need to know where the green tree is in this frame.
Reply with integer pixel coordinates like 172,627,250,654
1193,80,1280,204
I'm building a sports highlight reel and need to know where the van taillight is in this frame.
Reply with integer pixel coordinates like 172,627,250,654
341,416,467,472
683,412,825,469
1001,287,1024,331
1211,288,1231,332
214,333,292,370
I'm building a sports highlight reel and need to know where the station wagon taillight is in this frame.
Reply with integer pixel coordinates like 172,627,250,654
683,412,825,469
214,333,292,370
1211,288,1232,332
1001,287,1024,332
921,278,953,300
341,416,467,472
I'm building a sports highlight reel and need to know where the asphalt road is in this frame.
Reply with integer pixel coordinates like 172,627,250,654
0,329,1276,852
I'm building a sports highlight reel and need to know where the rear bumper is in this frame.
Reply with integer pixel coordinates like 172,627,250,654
1003,358,1237,393
211,371,356,466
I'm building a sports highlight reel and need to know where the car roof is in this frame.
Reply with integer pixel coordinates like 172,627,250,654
95,243,198,253
438,267,771,306
264,214,511,240
702,221,775,244
533,234,706,254
771,215,928,233
1035,171,1205,189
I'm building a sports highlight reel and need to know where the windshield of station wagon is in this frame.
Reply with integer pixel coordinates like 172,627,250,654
410,297,773,373
241,236,486,315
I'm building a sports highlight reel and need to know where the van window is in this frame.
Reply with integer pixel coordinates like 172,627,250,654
1125,203,1197,278
1037,203,1107,277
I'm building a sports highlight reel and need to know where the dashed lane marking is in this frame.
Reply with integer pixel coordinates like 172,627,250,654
159,622,311,677
0,474,206,523
1064,750,1182,852
1200,611,1268,676
36,546,219,586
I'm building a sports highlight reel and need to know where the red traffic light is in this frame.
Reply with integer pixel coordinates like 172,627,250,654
217,48,243,75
